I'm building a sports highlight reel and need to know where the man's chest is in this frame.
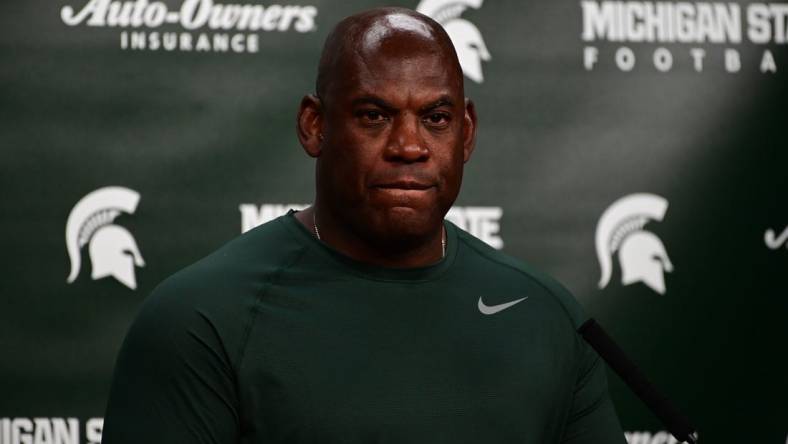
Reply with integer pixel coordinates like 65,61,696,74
236,281,577,443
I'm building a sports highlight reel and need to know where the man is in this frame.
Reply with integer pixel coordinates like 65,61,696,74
102,7,626,443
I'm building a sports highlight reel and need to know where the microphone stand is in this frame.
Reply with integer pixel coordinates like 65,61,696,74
578,319,699,444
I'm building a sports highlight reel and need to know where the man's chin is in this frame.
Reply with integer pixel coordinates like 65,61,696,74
370,205,442,239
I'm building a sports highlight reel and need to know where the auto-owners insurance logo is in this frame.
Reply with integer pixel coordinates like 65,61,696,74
61,0,318,53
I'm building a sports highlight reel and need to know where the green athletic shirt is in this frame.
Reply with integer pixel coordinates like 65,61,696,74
102,210,626,444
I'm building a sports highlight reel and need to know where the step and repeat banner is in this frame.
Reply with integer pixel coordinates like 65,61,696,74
1,0,786,443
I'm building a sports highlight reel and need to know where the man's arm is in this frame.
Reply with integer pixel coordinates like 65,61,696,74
102,283,240,444
561,340,628,444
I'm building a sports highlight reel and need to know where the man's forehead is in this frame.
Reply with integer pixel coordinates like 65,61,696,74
339,50,462,105
335,26,459,96
346,14,452,71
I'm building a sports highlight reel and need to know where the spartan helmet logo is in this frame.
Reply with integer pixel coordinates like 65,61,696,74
65,187,145,290
595,193,674,295
416,0,491,83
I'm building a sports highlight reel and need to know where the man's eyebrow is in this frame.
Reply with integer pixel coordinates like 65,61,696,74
351,96,398,113
419,96,455,113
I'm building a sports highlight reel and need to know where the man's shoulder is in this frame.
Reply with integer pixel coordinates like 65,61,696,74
138,216,306,325
453,224,588,329
161,214,305,295
121,215,309,370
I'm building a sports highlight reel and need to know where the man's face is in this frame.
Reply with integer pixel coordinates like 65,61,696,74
316,28,475,244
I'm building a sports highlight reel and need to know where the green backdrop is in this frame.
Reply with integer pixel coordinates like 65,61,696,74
1,0,786,443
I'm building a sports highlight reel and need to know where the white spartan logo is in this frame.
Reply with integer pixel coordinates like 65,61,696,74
595,193,674,295
416,0,491,83
66,186,145,290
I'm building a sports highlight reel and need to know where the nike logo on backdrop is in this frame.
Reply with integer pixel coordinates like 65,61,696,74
478,296,528,315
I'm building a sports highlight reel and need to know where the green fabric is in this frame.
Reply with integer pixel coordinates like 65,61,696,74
102,210,626,443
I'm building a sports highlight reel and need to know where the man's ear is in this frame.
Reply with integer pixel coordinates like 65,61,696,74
297,94,323,158
462,98,477,163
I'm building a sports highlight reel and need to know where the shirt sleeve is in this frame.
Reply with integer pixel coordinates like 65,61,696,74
101,281,241,444
561,340,628,444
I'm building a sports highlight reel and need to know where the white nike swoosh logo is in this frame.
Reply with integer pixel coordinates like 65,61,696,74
478,296,529,315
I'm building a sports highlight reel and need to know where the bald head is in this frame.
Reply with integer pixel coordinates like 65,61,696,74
315,7,463,104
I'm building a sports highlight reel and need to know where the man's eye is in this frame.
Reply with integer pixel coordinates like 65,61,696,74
359,110,386,123
424,112,450,127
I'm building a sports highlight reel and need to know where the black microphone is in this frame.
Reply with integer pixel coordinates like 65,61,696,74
578,318,699,444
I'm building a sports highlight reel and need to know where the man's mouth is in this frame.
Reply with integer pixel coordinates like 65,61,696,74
373,180,434,190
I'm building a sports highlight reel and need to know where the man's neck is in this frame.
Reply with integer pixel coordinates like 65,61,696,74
293,206,445,268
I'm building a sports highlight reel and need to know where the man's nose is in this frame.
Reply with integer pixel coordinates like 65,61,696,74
384,115,429,163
